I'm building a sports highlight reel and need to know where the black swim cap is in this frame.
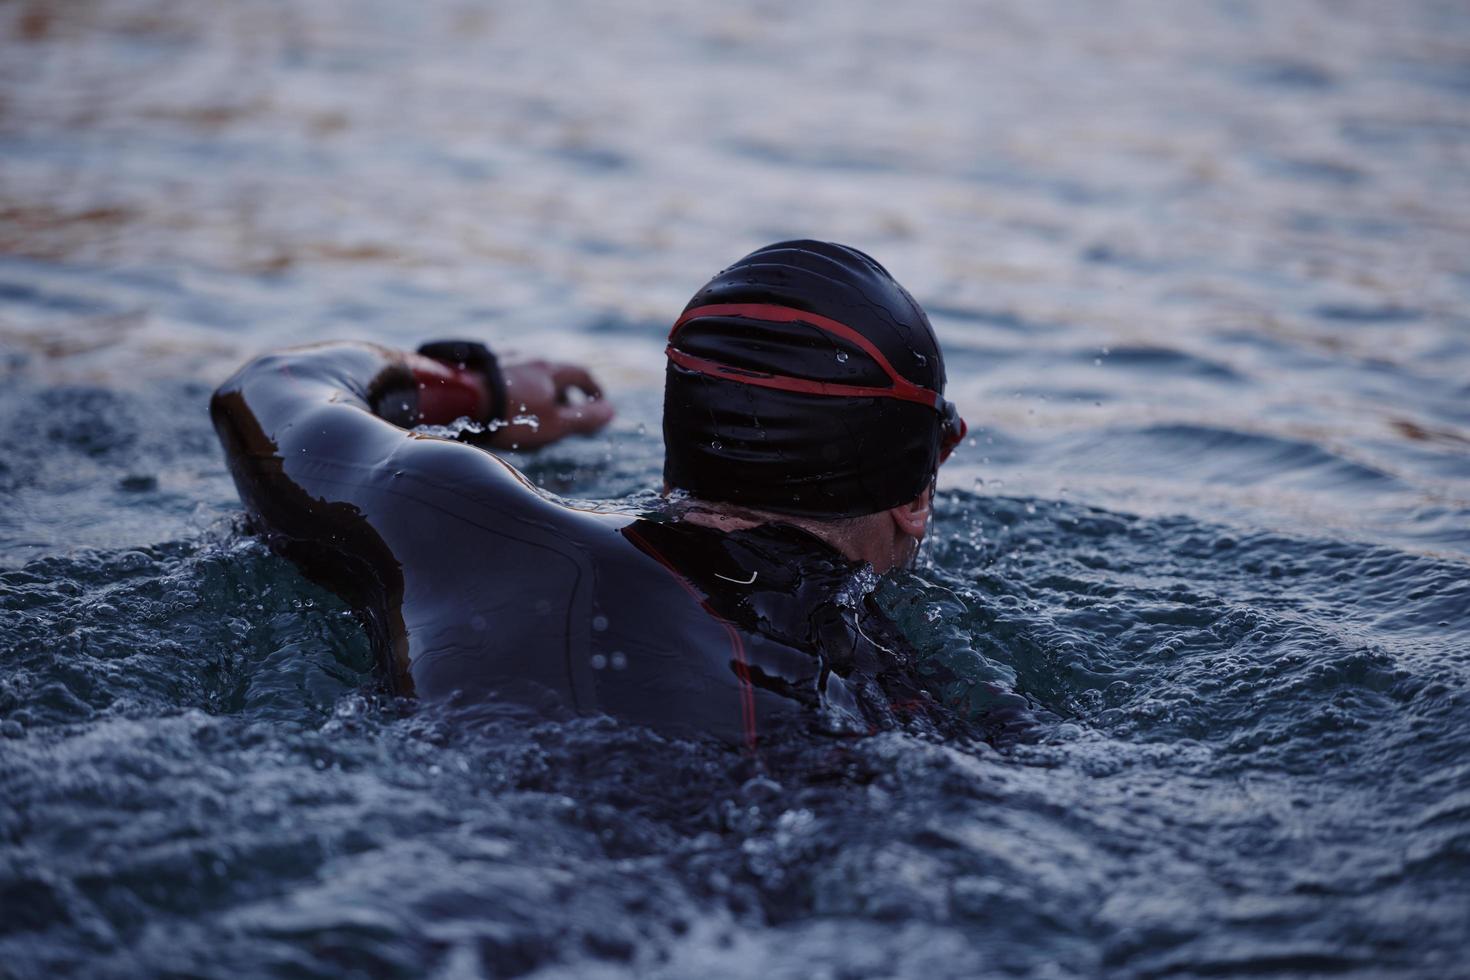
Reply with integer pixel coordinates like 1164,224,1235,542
663,240,964,519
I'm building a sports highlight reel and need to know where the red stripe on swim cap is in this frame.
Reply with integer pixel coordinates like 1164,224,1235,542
664,348,940,408
667,302,942,410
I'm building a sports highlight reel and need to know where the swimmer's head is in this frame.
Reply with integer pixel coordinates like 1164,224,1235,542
662,240,965,524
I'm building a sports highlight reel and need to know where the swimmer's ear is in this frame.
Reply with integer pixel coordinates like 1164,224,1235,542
887,490,932,539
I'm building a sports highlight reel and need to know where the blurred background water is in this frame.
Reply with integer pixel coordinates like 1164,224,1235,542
2,1,1468,977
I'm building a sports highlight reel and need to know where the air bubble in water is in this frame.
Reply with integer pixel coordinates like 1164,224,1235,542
836,350,849,363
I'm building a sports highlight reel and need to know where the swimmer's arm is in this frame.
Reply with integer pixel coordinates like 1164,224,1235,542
211,340,612,455
209,340,615,538
210,340,611,692
400,353,614,450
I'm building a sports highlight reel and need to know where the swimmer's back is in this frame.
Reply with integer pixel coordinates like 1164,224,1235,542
211,341,816,744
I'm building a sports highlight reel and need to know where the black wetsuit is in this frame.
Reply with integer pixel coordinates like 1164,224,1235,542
210,342,976,748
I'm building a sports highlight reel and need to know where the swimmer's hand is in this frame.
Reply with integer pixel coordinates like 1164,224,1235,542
488,360,615,450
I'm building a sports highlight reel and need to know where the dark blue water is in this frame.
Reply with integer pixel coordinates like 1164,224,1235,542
4,1,1470,976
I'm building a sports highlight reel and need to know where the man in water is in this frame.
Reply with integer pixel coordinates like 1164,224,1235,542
213,241,1020,747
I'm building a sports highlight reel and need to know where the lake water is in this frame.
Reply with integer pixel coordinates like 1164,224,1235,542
2,1,1469,976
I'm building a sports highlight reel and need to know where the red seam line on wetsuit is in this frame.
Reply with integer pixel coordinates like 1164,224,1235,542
623,526,759,752
667,302,942,410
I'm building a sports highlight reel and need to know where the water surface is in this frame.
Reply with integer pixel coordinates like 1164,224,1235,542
2,1,1469,976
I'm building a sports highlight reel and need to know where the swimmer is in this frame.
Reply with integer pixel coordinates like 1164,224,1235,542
211,240,1030,746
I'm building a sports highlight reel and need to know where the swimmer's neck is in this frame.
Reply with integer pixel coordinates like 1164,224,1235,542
678,499,905,573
